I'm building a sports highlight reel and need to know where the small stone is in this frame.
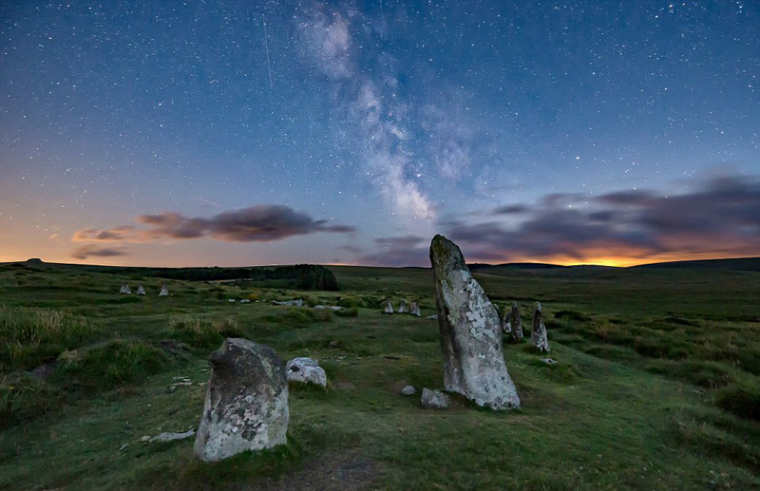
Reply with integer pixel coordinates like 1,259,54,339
541,358,558,365
150,429,195,442
136,285,146,295
140,436,151,442
401,385,416,396
398,299,408,314
159,285,169,296
286,357,327,387
420,388,450,409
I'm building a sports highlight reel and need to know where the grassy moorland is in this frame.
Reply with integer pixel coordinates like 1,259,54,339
1,259,759,489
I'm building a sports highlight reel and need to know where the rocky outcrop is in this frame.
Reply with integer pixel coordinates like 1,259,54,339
194,338,289,462
286,357,327,387
420,388,450,409
509,302,524,342
531,302,550,353
429,235,520,410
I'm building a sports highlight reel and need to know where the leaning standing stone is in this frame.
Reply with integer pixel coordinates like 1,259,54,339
531,302,550,353
429,235,520,410
194,338,289,462
510,302,524,342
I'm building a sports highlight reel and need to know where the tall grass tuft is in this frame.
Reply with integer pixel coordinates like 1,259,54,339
0,305,97,372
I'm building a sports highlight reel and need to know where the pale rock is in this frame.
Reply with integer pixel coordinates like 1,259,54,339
420,388,450,409
398,299,408,314
150,429,195,442
401,385,416,396
429,234,520,410
285,357,327,388
159,285,169,296
136,285,146,295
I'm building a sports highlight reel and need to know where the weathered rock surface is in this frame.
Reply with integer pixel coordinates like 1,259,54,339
383,301,394,314
400,385,416,396
194,338,289,462
531,302,550,353
429,234,520,410
286,357,327,387
509,302,524,342
420,388,450,409
410,302,421,317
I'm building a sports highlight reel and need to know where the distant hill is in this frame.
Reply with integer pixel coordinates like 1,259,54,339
632,257,760,271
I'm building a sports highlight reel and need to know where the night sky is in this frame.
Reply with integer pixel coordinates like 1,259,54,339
1,1,759,267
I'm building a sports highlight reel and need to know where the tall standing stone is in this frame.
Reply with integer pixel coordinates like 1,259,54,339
159,284,169,296
136,285,146,295
531,302,550,353
510,302,524,342
410,302,421,317
429,235,520,410
194,338,289,462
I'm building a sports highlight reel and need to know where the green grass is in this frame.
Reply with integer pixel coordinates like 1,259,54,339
0,261,758,489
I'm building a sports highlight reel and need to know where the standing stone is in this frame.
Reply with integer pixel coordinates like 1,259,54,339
120,285,132,295
410,302,421,317
400,385,416,396
509,302,524,342
531,302,550,353
285,357,327,387
501,304,512,335
398,299,408,314
159,285,169,296
136,285,146,295
194,338,289,462
383,300,394,314
429,235,520,410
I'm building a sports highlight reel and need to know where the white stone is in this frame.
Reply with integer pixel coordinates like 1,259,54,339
420,388,450,409
136,285,146,295
159,285,169,296
150,429,195,442
119,285,132,294
272,299,304,307
194,338,289,462
429,235,520,410
401,385,416,396
286,357,327,387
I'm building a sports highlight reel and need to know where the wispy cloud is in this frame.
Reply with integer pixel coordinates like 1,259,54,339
71,245,128,260
72,205,355,246
447,172,760,264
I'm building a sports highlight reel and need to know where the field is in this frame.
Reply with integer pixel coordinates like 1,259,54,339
1,260,759,489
